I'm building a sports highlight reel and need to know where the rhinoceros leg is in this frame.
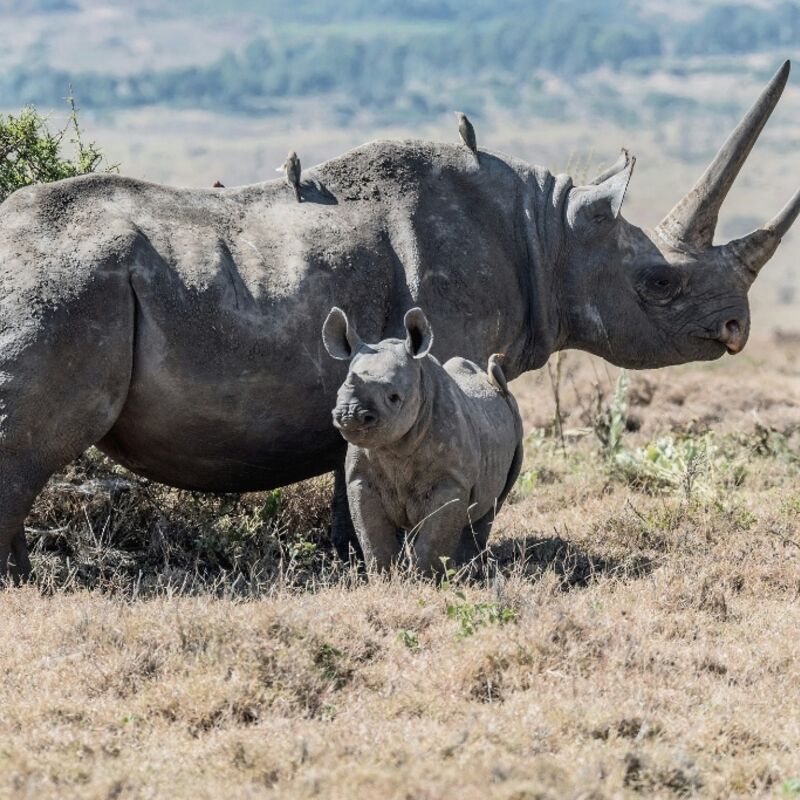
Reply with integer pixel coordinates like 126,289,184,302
0,270,134,582
454,441,524,565
411,482,470,575
331,464,363,561
345,475,401,571
0,459,47,583
455,512,495,566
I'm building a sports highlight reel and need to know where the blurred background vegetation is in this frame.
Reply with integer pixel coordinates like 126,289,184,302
2,1,800,123
2,0,799,121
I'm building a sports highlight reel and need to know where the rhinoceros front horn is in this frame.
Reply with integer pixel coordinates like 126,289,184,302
656,59,799,274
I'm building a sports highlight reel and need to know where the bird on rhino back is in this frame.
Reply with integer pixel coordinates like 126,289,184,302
0,61,799,580
322,306,523,574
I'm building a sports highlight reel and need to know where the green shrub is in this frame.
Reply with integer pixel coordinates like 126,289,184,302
613,434,744,501
0,94,116,203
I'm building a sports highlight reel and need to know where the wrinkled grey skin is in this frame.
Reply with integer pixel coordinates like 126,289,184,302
323,306,522,573
1,63,798,579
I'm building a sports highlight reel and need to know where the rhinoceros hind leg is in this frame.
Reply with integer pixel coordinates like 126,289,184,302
1,528,33,585
0,273,134,582
454,441,524,566
0,461,49,583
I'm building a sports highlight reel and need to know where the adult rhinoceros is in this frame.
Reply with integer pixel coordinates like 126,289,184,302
1,62,798,579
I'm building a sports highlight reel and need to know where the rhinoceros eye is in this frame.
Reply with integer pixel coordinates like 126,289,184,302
388,393,401,405
638,266,681,305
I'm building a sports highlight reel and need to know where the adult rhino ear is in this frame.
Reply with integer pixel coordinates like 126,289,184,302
566,153,636,241
403,307,434,359
322,307,362,360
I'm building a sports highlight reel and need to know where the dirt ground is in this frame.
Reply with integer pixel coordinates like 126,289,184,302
1,339,799,799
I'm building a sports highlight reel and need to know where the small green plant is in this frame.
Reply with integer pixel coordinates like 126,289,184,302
512,468,538,501
314,643,347,687
437,556,517,637
445,591,518,638
748,421,800,465
782,778,800,797
396,629,420,650
594,369,629,457
0,93,116,202
438,556,457,589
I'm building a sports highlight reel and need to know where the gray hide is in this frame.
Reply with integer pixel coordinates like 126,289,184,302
1,62,798,578
323,306,523,573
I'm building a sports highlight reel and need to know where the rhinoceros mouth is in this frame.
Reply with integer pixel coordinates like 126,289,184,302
334,419,378,433
332,408,380,441
335,425,383,448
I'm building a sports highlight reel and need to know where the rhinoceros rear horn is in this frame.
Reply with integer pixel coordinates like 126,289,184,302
657,60,791,252
725,187,800,278
322,306,363,360
403,307,434,359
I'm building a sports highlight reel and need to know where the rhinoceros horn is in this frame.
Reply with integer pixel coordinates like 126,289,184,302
656,60,800,275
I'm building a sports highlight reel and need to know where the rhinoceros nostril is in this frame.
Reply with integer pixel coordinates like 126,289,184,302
719,319,745,354
354,406,377,425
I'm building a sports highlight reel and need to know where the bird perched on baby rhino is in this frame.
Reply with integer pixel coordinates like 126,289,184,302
277,150,302,202
455,111,478,158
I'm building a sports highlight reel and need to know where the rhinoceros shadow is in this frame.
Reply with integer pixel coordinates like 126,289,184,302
483,533,654,588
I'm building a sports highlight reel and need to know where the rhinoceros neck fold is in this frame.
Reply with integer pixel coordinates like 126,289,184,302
508,167,570,377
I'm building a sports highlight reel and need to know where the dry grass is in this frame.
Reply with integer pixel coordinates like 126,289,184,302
2,341,800,799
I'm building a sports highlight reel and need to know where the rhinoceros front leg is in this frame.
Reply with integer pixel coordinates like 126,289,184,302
455,509,495,566
330,464,363,561
410,481,470,575
346,476,402,571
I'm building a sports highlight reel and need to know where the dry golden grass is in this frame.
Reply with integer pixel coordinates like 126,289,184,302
2,341,800,799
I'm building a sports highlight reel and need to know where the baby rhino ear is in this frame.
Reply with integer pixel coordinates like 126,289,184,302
322,307,362,360
403,307,434,359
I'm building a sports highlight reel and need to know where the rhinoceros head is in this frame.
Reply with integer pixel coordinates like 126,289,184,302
323,306,434,448
557,61,800,369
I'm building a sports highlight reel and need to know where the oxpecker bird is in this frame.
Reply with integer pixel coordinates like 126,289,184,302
212,180,225,188
487,353,508,396
455,111,477,157
277,150,302,202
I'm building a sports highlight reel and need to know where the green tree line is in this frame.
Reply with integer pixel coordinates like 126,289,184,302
1,0,798,119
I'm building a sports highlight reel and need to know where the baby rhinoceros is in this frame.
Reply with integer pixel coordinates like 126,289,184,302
322,306,523,574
